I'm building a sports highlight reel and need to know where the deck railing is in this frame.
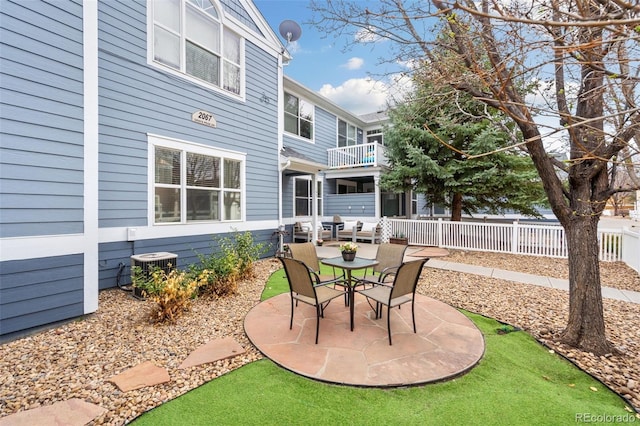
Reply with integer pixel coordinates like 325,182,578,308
327,143,388,169
380,218,637,270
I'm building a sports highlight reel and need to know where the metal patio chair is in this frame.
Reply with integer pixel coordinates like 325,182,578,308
279,257,347,344
356,243,408,289
356,259,427,345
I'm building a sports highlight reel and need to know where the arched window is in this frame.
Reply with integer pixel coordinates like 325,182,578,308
150,0,243,95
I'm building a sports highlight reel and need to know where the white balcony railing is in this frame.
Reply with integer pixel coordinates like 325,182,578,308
327,143,388,169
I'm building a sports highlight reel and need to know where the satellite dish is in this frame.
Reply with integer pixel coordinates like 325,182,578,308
279,20,302,43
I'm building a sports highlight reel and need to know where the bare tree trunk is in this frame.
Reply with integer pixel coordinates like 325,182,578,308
451,192,463,221
559,215,614,355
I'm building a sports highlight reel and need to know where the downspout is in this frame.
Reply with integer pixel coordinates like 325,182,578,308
374,174,381,219
277,52,285,235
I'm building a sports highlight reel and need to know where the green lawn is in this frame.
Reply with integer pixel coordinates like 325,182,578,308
132,265,633,425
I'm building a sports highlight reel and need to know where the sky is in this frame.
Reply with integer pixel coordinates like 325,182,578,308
253,0,407,116
251,1,568,152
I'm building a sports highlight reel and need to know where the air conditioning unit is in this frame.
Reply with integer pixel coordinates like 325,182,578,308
130,252,178,299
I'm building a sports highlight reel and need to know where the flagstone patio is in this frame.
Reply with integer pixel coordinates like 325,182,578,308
244,292,485,387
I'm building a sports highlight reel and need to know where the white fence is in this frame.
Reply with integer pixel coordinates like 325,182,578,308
622,227,640,272
381,218,638,270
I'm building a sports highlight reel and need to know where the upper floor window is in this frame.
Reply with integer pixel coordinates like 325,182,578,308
150,0,243,95
367,128,384,145
285,92,314,140
151,135,244,224
338,119,357,147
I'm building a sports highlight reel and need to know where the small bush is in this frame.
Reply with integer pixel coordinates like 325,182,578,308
229,230,269,279
133,266,208,323
192,230,268,297
197,246,240,297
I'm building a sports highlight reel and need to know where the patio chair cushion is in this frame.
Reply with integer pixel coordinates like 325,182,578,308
342,221,358,231
360,222,378,233
300,222,313,232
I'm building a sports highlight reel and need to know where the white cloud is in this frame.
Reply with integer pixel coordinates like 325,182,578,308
388,73,414,103
318,75,413,115
342,57,364,70
286,40,301,55
355,26,384,43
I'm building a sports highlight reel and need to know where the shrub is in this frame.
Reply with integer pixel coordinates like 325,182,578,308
132,266,208,323
229,230,268,279
196,246,240,297
192,230,268,297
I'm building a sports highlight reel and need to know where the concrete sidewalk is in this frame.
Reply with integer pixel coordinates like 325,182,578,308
315,243,640,305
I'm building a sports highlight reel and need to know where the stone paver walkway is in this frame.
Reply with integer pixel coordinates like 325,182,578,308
0,338,245,426
0,399,107,426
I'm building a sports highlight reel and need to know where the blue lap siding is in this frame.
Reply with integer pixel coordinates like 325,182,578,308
0,0,283,336
0,254,84,336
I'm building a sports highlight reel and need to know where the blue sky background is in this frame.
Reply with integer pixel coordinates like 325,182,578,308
253,0,407,115
252,1,567,151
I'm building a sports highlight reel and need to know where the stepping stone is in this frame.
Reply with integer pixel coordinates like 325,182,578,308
0,398,107,426
108,361,170,392
179,337,245,369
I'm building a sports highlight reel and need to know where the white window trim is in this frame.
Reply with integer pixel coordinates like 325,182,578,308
146,0,246,101
284,91,315,143
337,118,358,147
366,128,384,145
148,134,246,225
293,176,322,217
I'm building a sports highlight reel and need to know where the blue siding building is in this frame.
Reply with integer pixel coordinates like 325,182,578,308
0,0,287,337
0,0,421,337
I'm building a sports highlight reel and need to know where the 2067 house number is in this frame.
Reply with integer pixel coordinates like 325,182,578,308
191,110,217,128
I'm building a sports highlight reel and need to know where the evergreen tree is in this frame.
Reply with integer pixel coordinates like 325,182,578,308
381,83,547,221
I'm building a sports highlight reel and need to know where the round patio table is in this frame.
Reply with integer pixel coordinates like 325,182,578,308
320,256,378,331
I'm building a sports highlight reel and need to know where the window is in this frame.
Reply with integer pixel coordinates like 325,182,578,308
411,191,418,216
367,128,384,145
338,119,357,147
294,177,322,216
336,178,374,194
382,192,405,217
316,180,323,216
285,93,314,140
150,0,243,95
337,179,356,194
152,136,244,223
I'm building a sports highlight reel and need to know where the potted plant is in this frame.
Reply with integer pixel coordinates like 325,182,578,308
389,232,408,245
339,241,358,261
316,239,324,246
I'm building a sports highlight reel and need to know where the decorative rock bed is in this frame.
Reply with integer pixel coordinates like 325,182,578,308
0,253,638,424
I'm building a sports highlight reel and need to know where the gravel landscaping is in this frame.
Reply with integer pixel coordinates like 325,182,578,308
0,251,638,424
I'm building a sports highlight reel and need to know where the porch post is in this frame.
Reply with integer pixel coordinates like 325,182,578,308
374,175,381,219
312,173,318,243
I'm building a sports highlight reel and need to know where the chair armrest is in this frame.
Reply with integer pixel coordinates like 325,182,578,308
375,281,393,288
379,266,399,283
381,265,399,275
309,269,323,285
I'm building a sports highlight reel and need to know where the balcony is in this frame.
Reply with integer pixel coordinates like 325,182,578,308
327,143,388,169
